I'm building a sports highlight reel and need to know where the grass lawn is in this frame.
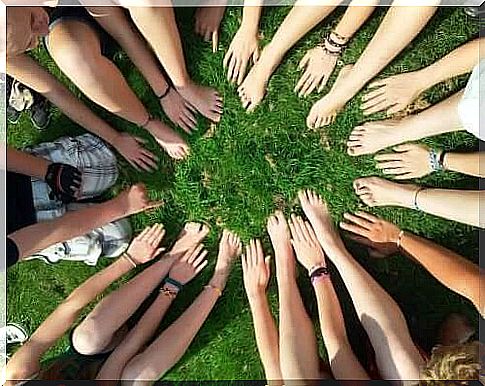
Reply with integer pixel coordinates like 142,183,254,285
7,5,480,381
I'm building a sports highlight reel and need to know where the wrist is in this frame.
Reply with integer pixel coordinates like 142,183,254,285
240,19,259,34
246,288,267,302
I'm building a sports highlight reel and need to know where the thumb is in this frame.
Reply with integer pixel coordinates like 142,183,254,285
299,52,310,70
393,144,414,152
264,255,271,269
212,30,219,53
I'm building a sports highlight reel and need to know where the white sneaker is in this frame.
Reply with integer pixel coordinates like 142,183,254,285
1,323,28,345
26,233,102,266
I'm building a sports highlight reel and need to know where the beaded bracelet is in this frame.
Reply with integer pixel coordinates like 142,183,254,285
160,286,179,299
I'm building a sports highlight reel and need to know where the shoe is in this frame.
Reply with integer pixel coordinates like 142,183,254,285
26,234,103,266
2,323,28,345
464,6,485,19
7,105,21,124
94,218,132,258
30,98,51,130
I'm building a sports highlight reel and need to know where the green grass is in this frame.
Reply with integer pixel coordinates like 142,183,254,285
7,6,480,381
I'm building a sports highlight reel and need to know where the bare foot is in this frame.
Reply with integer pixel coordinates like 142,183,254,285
347,119,409,156
361,71,426,116
306,64,353,129
210,229,242,290
298,189,341,252
145,119,190,160
159,88,197,134
237,47,281,112
353,177,419,209
266,210,295,277
168,222,210,257
176,81,223,123
194,6,226,43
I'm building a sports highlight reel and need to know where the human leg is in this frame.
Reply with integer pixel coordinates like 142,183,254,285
267,211,321,383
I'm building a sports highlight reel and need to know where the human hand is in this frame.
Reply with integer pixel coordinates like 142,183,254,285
112,132,159,172
242,239,271,299
362,71,426,116
159,87,197,134
44,162,82,203
145,119,190,160
125,223,165,265
223,26,260,85
339,211,401,245
295,46,339,97
288,214,326,271
194,6,226,52
168,244,208,285
375,144,434,180
115,183,164,217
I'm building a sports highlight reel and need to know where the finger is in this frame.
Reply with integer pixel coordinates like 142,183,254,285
195,259,208,274
354,211,379,223
250,239,257,266
237,59,248,86
188,244,205,263
133,157,152,172
288,217,299,242
374,153,403,162
137,225,152,240
303,221,318,244
394,172,415,180
139,154,159,171
339,221,370,238
145,223,161,242
223,49,233,69
317,74,330,93
343,213,373,230
212,31,218,53
242,253,248,274
145,200,164,211
301,77,319,98
344,233,375,248
296,216,312,241
361,87,386,103
264,255,271,272
192,249,208,267
363,99,392,115
153,225,166,246
294,71,311,94
376,161,404,170
127,158,142,172
141,149,159,162
382,167,407,176
367,78,388,89
298,52,311,70
393,144,415,152
204,28,212,42
255,239,263,264
244,245,251,268
361,93,388,111
386,103,404,116
134,136,148,145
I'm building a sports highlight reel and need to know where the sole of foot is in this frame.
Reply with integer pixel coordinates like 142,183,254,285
306,64,353,129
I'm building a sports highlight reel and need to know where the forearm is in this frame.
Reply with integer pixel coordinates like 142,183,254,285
418,38,483,90
443,152,483,177
7,147,50,179
415,189,481,227
334,2,377,39
7,257,133,381
248,295,282,381
314,279,368,380
9,196,127,259
85,255,176,330
241,3,262,32
401,232,481,313
97,293,174,380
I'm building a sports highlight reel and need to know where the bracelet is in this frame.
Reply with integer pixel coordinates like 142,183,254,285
429,149,443,172
317,44,341,57
160,286,179,299
413,187,425,210
157,85,171,100
308,263,327,277
310,266,330,285
396,230,405,249
329,30,349,44
123,252,138,268
164,277,184,292
204,284,223,297
326,32,349,49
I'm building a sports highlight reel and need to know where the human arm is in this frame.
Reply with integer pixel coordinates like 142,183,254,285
223,1,262,85
242,239,282,383
7,147,50,179
6,54,154,168
289,215,369,380
340,212,483,316
8,183,162,260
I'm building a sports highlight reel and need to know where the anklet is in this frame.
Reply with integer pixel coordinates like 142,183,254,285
204,284,223,297
157,85,171,100
123,252,138,268
396,230,405,249
413,187,425,210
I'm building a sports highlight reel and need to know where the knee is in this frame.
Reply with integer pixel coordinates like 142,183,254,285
71,319,110,356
